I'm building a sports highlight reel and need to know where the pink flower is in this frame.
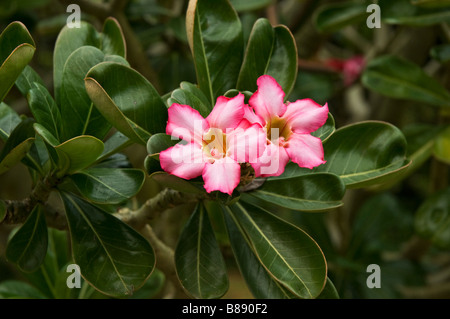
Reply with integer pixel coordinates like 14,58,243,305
326,55,365,86
247,75,329,177
160,93,266,195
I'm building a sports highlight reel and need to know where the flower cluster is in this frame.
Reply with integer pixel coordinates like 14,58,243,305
160,75,329,195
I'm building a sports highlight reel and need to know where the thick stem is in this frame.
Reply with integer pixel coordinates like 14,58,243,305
116,188,204,230
141,224,187,299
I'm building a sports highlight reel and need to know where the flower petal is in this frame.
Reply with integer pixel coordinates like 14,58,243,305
227,123,267,163
166,103,209,144
252,142,289,177
202,158,241,195
249,75,286,122
286,133,326,169
160,142,206,179
206,94,245,131
243,105,265,127
282,99,329,134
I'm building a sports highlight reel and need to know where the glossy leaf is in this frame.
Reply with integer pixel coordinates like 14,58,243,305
0,118,35,175
168,81,212,117
60,46,112,140
311,113,335,142
27,82,61,141
223,208,297,299
150,171,205,194
97,131,132,163
0,280,47,299
70,168,145,204
0,21,36,101
314,1,369,33
434,126,450,164
415,187,450,249
380,0,450,26
54,135,104,175
15,65,45,96
0,102,21,140
146,132,180,155
243,173,345,212
101,17,126,58
229,0,272,12
186,0,244,105
315,121,409,188
317,278,339,299
61,192,155,297
6,205,48,272
237,18,298,97
85,62,167,144
362,55,450,108
225,202,327,299
175,203,228,299
53,22,100,104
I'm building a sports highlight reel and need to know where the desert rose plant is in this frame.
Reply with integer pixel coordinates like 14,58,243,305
1,0,448,300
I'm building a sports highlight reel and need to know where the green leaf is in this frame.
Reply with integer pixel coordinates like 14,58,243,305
150,171,205,194
314,1,369,33
317,278,339,299
431,44,450,64
224,202,327,299
97,131,132,163
27,82,62,141
362,55,450,108
85,62,167,144
175,202,228,299
0,200,6,223
434,126,450,164
0,280,47,299
70,168,145,204
223,208,297,299
186,0,244,105
0,118,35,175
380,0,450,26
168,81,212,117
60,46,112,140
15,65,45,96
54,135,104,175
412,0,450,7
146,132,180,155
315,121,409,188
237,18,298,97
101,17,126,58
53,22,100,104
6,205,48,273
311,113,335,142
0,21,36,101
243,173,345,212
229,0,272,12
0,102,21,140
61,192,155,297
415,187,450,249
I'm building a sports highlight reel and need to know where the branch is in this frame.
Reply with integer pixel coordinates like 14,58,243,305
115,188,205,229
141,224,187,298
1,175,60,226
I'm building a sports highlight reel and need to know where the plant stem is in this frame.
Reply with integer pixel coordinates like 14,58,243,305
115,188,204,230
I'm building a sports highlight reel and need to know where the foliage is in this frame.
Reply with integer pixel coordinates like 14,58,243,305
0,0,449,300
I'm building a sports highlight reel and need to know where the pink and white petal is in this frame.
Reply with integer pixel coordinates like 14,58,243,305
206,94,245,131
282,99,329,134
243,105,265,127
202,158,241,195
159,142,206,179
251,142,290,177
249,75,286,122
166,103,209,144
286,133,326,169
227,124,267,163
